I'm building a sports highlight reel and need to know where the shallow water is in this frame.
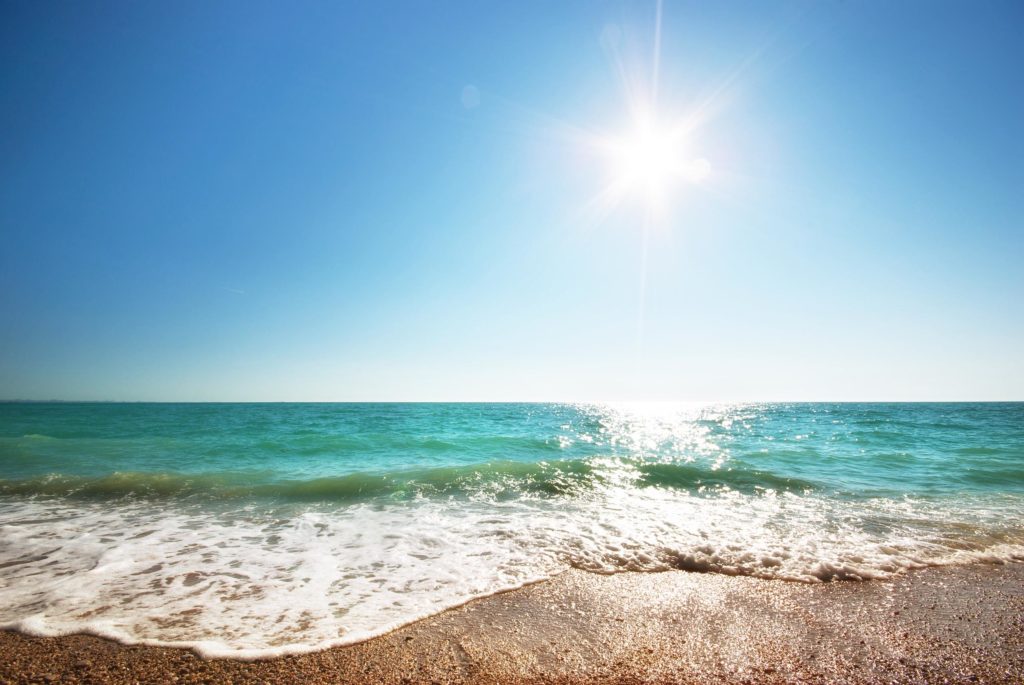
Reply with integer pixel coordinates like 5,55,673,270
1,402,1022,657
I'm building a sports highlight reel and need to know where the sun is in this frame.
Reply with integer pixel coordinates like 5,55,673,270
603,113,711,209
613,120,678,196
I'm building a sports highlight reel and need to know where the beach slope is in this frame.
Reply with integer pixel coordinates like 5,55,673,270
2,564,1022,684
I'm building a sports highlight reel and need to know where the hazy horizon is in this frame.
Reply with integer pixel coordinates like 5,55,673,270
2,399,1022,405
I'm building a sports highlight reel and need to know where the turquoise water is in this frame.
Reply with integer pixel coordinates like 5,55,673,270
1,402,1022,657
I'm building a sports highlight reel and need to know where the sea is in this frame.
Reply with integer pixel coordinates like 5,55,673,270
1,402,1022,658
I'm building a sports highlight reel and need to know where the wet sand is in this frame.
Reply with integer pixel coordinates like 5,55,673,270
2,563,1022,684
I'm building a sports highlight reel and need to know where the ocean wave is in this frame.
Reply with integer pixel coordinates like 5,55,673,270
0,458,818,502
1,491,1022,659
1,402,1022,657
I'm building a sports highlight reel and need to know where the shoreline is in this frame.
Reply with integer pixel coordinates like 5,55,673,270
2,563,1023,684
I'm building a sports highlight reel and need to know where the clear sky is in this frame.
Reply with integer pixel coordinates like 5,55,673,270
1,1,1022,401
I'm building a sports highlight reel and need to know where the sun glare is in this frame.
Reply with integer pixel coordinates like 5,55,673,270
612,121,678,195
571,11,720,225
602,113,711,211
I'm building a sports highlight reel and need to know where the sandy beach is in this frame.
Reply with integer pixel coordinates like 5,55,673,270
2,563,1022,684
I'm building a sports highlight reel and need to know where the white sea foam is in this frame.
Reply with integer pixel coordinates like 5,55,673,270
2,485,1023,658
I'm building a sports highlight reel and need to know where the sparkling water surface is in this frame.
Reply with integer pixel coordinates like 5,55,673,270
1,402,1022,657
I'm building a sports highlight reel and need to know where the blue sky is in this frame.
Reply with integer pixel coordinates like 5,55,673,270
1,1,1021,401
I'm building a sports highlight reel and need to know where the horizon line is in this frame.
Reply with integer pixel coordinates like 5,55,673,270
2,399,1022,405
